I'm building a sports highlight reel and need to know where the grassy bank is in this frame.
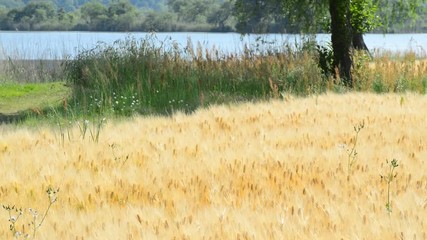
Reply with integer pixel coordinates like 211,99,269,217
60,36,427,120
66,38,427,115
0,81,69,124
0,93,426,238
63,37,325,117
0,82,68,114
0,35,426,125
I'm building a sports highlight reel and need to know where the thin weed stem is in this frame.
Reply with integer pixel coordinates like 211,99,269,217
2,187,59,239
381,159,399,213
347,121,365,176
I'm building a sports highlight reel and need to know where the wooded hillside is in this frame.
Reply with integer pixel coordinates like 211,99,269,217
0,0,425,33
0,0,166,11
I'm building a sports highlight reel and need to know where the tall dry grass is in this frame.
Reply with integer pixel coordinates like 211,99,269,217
353,50,427,93
0,93,427,239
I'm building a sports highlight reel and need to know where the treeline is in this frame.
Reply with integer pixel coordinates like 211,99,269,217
0,0,425,33
0,0,236,32
0,0,165,11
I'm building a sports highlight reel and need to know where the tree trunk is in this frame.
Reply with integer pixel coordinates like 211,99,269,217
352,33,367,50
352,32,372,58
329,0,353,87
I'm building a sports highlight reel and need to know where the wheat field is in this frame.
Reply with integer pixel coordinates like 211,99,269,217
0,93,426,239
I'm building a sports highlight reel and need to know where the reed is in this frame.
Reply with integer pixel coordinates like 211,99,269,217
63,35,326,118
62,35,427,120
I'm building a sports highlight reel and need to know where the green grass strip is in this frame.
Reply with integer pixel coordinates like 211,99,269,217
0,82,69,114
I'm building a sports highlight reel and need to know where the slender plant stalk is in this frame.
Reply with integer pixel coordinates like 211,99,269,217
347,121,365,175
381,159,399,213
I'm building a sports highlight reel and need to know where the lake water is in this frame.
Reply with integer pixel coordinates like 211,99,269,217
0,31,426,60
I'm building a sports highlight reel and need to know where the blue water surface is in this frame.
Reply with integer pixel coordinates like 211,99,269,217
0,31,425,59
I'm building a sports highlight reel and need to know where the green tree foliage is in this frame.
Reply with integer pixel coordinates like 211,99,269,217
75,0,139,31
0,0,425,33
207,1,233,31
0,0,237,32
107,0,139,31
233,0,282,33
234,0,328,33
6,2,56,30
161,0,235,31
167,0,214,23
79,0,108,30
122,0,165,10
350,0,381,33
139,10,175,31
376,0,426,32
0,0,25,9
234,0,426,87
0,0,165,12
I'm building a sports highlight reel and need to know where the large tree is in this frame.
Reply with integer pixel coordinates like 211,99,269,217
234,0,426,87
329,0,353,86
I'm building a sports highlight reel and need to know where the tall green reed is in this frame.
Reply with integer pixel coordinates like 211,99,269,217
64,35,327,117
